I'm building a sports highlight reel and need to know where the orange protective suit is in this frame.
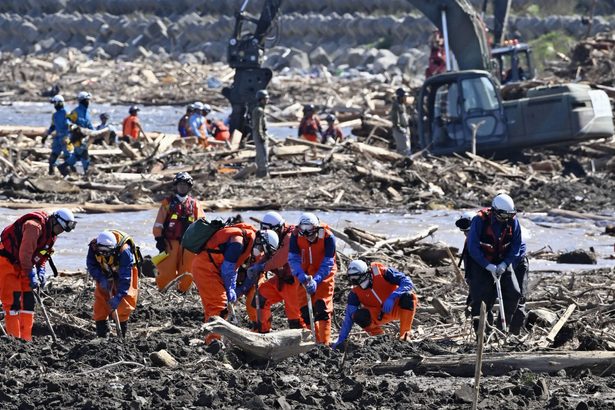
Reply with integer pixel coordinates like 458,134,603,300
153,195,203,293
191,223,256,344
1,211,57,341
289,224,337,345
247,225,303,332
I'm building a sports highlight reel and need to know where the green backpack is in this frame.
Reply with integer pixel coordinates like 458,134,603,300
181,218,226,253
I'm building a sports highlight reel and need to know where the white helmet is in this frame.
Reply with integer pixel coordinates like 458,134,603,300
347,260,370,285
298,212,319,236
77,91,92,101
455,211,476,232
255,229,279,256
50,95,64,104
53,208,76,232
193,101,204,111
96,231,117,248
261,211,285,231
202,104,212,114
492,193,515,213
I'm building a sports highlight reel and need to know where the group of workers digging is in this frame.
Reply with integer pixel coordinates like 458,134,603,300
43,91,146,177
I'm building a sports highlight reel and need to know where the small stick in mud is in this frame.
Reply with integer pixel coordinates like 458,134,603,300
111,310,124,342
472,302,487,410
34,290,58,343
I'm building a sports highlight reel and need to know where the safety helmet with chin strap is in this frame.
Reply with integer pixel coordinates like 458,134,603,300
347,259,370,286
96,230,117,256
53,208,76,232
260,211,285,231
297,212,319,237
492,193,516,221
254,229,280,257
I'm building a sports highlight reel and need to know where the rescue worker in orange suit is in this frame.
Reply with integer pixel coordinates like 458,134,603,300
153,172,203,293
192,220,269,352
239,212,303,332
322,114,344,144
289,212,336,345
121,105,145,143
332,260,417,348
467,193,528,335
298,104,322,143
0,208,76,340
206,118,231,142
236,228,280,331
87,230,140,338
178,104,195,138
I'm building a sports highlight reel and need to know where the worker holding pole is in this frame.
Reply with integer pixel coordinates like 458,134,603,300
466,193,528,336
0,209,76,341
288,213,337,345
86,230,141,338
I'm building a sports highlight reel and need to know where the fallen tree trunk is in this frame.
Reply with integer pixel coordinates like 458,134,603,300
370,351,615,377
202,316,315,361
0,201,156,213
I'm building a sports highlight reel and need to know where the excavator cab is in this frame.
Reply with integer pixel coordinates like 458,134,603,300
418,70,508,154
491,42,535,84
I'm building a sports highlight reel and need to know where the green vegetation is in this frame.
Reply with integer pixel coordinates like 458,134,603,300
515,0,594,17
529,31,576,73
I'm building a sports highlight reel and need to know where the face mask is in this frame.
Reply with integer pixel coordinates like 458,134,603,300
252,247,262,257
359,278,371,289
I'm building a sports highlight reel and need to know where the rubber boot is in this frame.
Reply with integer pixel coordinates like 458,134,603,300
288,319,302,329
48,164,55,176
120,321,128,338
315,320,331,345
5,311,20,338
19,311,34,341
95,320,110,338
398,308,416,341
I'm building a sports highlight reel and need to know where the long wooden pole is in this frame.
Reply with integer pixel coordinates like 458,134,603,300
472,302,487,410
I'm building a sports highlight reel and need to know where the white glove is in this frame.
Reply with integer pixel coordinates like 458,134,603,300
496,262,507,275
486,264,497,279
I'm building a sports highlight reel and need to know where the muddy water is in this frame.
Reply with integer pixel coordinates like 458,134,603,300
1,208,612,272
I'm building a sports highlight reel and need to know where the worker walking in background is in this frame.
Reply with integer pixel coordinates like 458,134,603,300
332,260,417,348
121,106,146,143
86,230,141,338
153,172,203,293
68,91,94,130
390,87,411,156
466,193,528,335
0,209,76,340
252,90,270,178
289,212,336,345
42,95,71,176
321,114,344,144
298,104,322,143
178,104,195,138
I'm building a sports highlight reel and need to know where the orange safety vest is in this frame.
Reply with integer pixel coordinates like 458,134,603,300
478,208,514,263
295,223,337,277
210,120,230,141
0,211,56,266
163,196,199,241
299,115,321,142
204,223,257,270
352,262,397,309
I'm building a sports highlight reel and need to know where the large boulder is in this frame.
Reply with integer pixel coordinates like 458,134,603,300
309,46,331,67
20,20,39,44
372,49,398,73
103,40,127,58
287,48,310,70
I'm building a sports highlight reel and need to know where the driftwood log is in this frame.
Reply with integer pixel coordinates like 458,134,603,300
202,316,316,361
370,351,615,377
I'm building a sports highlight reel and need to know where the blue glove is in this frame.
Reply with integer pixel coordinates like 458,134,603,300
382,296,396,314
247,263,264,280
99,278,111,292
305,277,317,295
296,271,308,284
227,288,237,304
331,339,345,350
109,296,122,310
28,268,40,290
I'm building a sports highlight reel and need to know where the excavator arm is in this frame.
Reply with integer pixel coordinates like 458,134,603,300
407,0,492,71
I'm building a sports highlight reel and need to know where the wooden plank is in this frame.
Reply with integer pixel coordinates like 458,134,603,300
230,130,242,151
0,202,156,213
349,141,404,162
548,208,615,222
285,137,331,151
272,145,310,156
546,304,577,344
269,167,321,177
355,165,404,184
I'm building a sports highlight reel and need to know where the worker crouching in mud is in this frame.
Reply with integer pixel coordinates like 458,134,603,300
191,216,279,353
153,172,203,293
332,260,418,349
87,230,141,338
